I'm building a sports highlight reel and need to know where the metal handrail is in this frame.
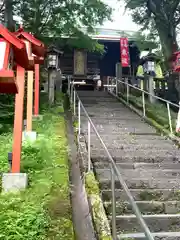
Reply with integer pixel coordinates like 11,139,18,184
117,79,179,108
71,85,154,240
105,77,180,134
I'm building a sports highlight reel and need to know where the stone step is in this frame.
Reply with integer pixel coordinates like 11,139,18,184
99,178,180,189
104,200,180,215
94,162,180,170
83,112,141,118
92,156,179,164
82,112,140,118
80,96,116,99
91,152,179,163
82,126,156,135
92,148,179,155
90,143,177,152
81,118,150,124
83,132,159,139
96,168,180,180
82,116,143,120
81,120,155,128
81,106,136,111
83,107,134,111
101,189,180,202
90,142,177,150
88,137,174,147
118,232,180,240
84,133,170,142
112,214,180,233
91,138,178,149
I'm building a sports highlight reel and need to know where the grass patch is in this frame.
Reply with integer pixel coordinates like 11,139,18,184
0,93,74,239
85,172,112,240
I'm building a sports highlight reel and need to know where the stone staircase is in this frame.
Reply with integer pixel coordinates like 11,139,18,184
77,90,180,239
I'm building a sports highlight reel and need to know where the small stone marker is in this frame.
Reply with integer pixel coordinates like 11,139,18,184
22,131,37,142
2,173,28,192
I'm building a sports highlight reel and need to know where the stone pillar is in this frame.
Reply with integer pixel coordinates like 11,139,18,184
55,70,62,92
43,81,48,92
48,70,56,104
116,62,122,94
148,76,156,103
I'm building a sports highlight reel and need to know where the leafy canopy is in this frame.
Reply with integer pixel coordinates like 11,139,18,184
12,0,112,50
122,0,180,63
124,0,180,32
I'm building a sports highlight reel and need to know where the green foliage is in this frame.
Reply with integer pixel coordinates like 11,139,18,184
122,0,180,63
12,0,112,52
131,31,158,51
85,172,100,195
85,172,112,240
0,96,73,239
0,94,15,131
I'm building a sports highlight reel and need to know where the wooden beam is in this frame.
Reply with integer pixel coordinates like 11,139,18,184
26,70,33,131
34,64,39,115
12,65,25,173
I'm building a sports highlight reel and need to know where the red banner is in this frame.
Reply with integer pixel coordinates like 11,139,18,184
120,38,129,67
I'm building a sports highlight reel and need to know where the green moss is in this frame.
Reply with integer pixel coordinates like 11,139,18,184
139,191,162,201
85,172,100,195
85,172,112,240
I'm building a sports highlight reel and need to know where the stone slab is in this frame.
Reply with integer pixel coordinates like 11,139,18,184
2,173,28,192
22,131,37,142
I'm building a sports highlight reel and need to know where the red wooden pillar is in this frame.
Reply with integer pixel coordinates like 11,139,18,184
12,65,25,173
34,64,39,115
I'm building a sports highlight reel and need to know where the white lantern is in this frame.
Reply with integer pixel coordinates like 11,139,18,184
47,53,58,69
147,61,155,72
143,61,155,74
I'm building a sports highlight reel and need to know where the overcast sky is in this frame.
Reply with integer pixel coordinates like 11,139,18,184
102,0,140,31
101,0,180,43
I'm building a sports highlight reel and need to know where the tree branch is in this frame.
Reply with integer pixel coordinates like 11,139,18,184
171,0,180,15
175,17,180,27
0,0,5,12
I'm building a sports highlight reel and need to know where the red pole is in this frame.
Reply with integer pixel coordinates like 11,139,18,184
12,65,25,173
34,64,39,115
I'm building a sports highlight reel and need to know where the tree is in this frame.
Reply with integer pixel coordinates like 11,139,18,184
131,31,158,52
4,0,15,31
13,0,112,51
123,0,180,66
0,0,5,23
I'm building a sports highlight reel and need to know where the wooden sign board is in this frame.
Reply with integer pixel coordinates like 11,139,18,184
73,50,87,76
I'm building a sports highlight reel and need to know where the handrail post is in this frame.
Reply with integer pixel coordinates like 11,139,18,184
107,77,109,92
111,164,117,239
78,100,81,135
126,78,129,103
116,78,118,96
88,121,91,171
70,83,73,104
142,91,146,117
67,76,70,96
73,89,76,115
167,102,173,134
